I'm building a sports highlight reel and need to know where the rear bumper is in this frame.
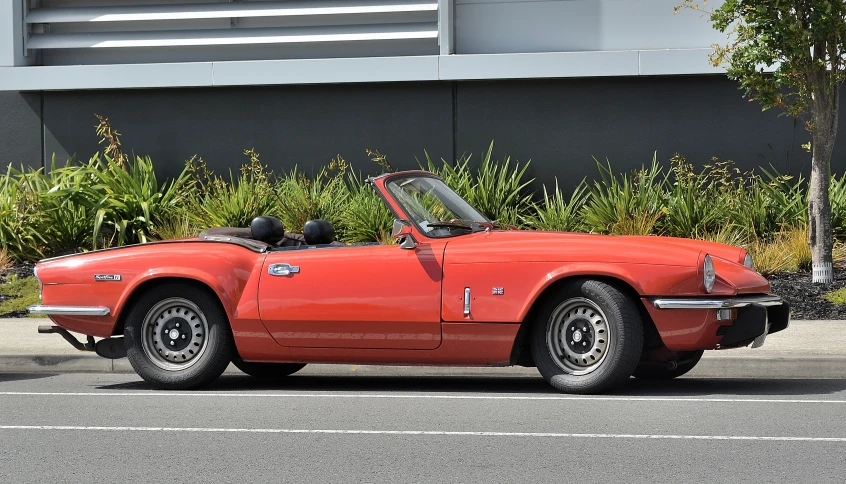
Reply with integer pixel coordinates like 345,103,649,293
27,305,111,316
643,294,790,351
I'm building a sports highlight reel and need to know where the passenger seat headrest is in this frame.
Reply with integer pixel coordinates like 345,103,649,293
250,216,285,244
303,219,336,245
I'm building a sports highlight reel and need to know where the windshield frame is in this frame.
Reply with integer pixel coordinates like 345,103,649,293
376,172,490,240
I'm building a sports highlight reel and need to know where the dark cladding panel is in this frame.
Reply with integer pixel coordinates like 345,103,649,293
0,92,42,170
455,77,819,193
42,83,454,180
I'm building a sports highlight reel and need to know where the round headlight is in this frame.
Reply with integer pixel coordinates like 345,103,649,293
703,254,715,293
743,252,755,270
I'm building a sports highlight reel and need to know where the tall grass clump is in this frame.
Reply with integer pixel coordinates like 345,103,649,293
422,142,534,226
582,155,665,235
662,155,734,238
341,171,394,243
0,247,11,275
0,166,47,260
190,149,277,229
276,157,349,233
17,157,96,255
522,179,587,232
78,153,194,248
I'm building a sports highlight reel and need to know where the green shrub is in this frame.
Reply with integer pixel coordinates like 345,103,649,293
73,154,194,248
523,178,587,232
276,158,349,234
582,155,665,235
20,157,98,256
421,142,534,226
661,156,731,238
0,166,46,261
0,247,11,275
191,150,277,229
830,173,846,237
341,171,394,243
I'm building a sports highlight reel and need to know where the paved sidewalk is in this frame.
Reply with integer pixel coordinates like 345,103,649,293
1,318,844,378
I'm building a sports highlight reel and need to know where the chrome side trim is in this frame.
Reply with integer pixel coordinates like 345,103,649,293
27,305,111,316
651,295,783,310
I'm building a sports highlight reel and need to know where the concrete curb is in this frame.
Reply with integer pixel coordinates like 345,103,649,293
2,354,846,379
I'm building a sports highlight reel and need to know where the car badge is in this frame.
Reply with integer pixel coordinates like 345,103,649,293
492,287,504,295
94,274,121,281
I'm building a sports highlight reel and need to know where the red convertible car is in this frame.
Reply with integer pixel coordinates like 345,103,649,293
28,170,789,393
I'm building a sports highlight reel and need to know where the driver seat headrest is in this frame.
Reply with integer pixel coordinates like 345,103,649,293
250,216,285,245
303,219,336,245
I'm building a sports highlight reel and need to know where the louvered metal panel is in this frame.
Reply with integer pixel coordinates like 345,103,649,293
26,1,438,23
28,24,438,49
24,0,443,65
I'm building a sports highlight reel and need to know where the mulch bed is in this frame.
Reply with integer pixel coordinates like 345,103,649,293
0,261,841,320
767,269,846,320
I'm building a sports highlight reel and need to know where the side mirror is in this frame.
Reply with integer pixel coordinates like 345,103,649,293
391,219,417,250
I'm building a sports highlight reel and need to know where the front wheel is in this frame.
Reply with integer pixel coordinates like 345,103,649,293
124,283,234,390
530,280,643,394
232,360,306,378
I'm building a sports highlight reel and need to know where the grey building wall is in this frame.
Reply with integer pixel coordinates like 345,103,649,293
0,91,42,170
456,77,815,192
42,82,454,178
8,75,841,193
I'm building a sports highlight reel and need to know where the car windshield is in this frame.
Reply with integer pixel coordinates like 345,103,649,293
385,175,489,237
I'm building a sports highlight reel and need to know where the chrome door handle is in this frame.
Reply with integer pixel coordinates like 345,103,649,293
268,263,300,276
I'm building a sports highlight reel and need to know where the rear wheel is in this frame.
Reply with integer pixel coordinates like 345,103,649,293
633,350,704,380
232,360,306,378
124,283,233,390
530,280,643,394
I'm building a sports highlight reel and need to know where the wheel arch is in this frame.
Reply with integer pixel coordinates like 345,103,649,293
509,274,658,366
111,276,228,337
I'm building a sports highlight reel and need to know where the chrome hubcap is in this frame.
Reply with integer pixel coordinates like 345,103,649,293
141,298,208,371
546,298,612,376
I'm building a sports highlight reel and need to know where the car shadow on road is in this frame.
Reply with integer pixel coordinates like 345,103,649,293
0,372,60,384
97,374,846,397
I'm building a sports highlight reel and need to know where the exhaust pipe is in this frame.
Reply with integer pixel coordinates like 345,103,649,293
37,325,126,359
38,325,95,352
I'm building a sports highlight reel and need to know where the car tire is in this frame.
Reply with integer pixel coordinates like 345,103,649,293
124,282,234,390
530,279,643,394
632,350,704,380
232,360,306,378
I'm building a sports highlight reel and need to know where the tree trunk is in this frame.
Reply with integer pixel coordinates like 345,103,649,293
809,86,839,284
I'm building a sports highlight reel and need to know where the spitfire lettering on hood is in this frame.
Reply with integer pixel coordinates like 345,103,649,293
94,274,121,282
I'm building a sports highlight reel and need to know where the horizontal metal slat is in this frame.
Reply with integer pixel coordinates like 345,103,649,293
26,0,438,23
27,23,439,49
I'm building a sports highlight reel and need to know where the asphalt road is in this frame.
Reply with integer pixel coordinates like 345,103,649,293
1,371,845,483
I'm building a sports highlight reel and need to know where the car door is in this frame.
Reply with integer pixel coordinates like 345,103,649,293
257,242,445,349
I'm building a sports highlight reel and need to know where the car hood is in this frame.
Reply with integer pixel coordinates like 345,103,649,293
441,230,769,295
443,230,747,266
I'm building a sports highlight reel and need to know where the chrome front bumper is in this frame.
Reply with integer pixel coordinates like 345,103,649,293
650,295,783,310
27,305,110,316
649,294,789,349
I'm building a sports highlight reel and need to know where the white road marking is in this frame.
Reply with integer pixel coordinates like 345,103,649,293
0,425,843,442
0,391,845,404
